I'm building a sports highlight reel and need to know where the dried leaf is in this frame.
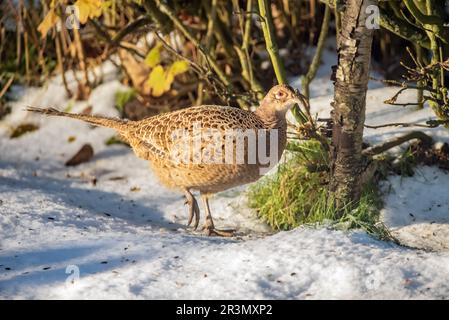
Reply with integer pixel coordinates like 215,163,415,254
81,106,93,115
74,0,103,24
10,123,39,139
65,144,94,166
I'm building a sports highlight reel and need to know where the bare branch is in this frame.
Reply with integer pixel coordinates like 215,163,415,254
362,131,433,157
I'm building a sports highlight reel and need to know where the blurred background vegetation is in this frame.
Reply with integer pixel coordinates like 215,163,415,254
2,0,448,122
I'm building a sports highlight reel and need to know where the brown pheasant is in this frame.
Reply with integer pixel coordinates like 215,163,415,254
27,84,305,236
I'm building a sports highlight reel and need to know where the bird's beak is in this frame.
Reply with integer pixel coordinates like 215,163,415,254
291,91,307,109
290,91,310,119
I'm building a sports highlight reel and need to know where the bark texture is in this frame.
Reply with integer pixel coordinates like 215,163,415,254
330,0,378,210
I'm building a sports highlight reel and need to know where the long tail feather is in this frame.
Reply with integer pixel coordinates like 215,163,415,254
26,106,129,131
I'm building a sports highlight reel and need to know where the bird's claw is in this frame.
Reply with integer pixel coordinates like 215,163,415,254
205,227,235,237
202,220,235,237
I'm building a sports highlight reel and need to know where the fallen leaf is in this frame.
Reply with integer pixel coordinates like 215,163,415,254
108,176,126,181
65,144,94,166
10,123,39,138
81,106,93,115
105,135,128,146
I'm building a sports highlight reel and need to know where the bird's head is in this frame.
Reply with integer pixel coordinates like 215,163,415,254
260,84,305,114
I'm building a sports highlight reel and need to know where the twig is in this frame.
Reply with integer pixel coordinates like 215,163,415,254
154,32,205,77
302,3,330,99
362,131,433,157
257,0,287,83
197,0,218,105
156,0,231,88
0,75,14,99
414,44,425,108
364,119,449,129
110,17,152,45
154,32,230,102
89,19,145,58
233,0,264,100
320,0,431,48
141,0,172,33
55,32,72,97
369,77,438,97
257,0,308,123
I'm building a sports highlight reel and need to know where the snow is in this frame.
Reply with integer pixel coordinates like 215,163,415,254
3,228,449,299
1,54,449,299
380,166,449,251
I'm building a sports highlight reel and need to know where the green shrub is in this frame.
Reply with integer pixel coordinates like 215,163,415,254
248,140,393,240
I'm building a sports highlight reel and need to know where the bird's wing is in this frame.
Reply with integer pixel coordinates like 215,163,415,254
128,106,263,162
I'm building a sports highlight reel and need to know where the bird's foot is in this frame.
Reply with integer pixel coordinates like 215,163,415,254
205,228,235,237
202,220,235,237
184,195,200,230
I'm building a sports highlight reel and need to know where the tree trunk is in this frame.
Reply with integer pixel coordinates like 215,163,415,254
329,0,378,211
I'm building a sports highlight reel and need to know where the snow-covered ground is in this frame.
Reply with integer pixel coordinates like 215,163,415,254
1,56,449,299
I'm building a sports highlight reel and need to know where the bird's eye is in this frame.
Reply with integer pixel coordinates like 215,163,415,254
275,91,285,100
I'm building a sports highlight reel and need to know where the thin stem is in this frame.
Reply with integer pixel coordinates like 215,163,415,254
414,44,424,109
302,3,330,99
157,0,231,89
233,0,264,100
257,0,287,83
363,131,433,157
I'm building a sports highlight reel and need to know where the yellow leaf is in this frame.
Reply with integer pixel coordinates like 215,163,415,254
74,0,103,24
147,65,166,97
163,72,175,92
146,60,189,97
168,60,189,76
144,44,162,68
102,0,113,10
38,9,59,38
162,60,189,92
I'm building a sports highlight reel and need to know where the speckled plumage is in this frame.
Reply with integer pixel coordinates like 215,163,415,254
28,84,303,236
125,105,283,194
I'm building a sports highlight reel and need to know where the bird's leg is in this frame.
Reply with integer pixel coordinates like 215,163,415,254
184,189,200,230
200,193,235,237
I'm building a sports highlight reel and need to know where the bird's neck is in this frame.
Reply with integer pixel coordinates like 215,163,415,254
254,103,287,130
